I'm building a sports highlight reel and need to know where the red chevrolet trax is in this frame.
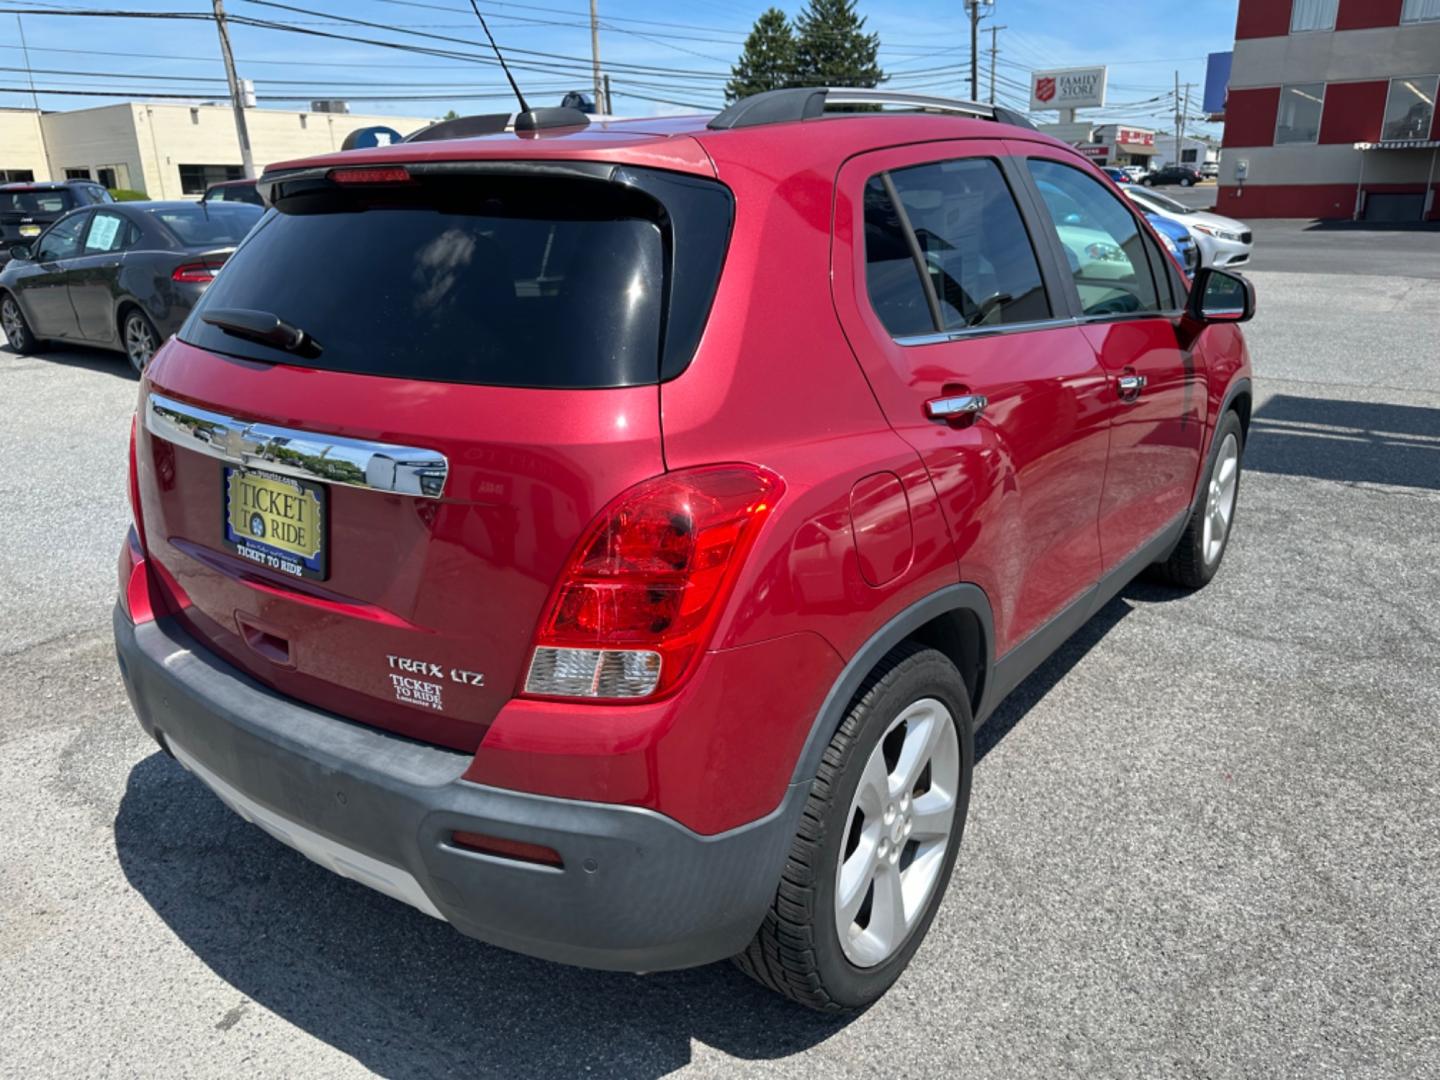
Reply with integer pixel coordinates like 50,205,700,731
114,89,1254,1011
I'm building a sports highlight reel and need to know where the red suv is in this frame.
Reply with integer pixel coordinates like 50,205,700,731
114,89,1253,1011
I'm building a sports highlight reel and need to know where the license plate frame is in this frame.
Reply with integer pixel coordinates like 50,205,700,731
221,465,328,580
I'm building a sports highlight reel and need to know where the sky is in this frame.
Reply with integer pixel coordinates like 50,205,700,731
0,0,1239,137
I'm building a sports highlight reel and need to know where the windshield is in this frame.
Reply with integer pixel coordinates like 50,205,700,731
0,189,75,216
148,203,263,246
1136,189,1190,214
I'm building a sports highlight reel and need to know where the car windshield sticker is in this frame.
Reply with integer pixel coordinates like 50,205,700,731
88,214,120,251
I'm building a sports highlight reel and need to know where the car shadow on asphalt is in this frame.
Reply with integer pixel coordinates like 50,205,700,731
1246,395,1440,491
113,591,1150,1076
2,343,137,379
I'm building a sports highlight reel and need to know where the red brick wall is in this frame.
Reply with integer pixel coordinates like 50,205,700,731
1336,0,1402,30
1223,87,1283,147
1217,183,1440,220
1318,81,1388,143
1236,0,1294,39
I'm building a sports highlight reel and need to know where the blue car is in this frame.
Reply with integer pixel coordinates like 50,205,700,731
1144,212,1198,278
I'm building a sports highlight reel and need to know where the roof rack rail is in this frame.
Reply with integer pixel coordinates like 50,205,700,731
707,87,1034,132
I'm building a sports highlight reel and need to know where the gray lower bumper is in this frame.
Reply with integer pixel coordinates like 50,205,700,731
114,605,805,972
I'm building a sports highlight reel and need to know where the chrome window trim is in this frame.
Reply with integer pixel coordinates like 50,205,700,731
144,392,449,499
893,316,1079,347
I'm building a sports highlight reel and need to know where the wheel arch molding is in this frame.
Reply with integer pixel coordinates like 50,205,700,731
788,583,996,788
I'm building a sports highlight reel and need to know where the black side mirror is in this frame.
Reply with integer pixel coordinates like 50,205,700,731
1187,266,1254,324
7,243,32,262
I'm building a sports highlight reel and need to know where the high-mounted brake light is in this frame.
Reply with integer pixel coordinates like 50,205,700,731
172,261,223,284
523,464,783,702
327,166,413,185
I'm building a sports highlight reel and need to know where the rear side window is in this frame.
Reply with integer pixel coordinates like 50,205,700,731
864,157,1050,338
150,204,262,246
1026,159,1162,317
181,171,730,388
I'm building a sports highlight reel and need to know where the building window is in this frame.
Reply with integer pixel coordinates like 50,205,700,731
1275,83,1326,144
1381,75,1439,140
1181,148,1198,162
177,163,244,195
1290,0,1337,31
1401,0,1440,24
0,169,35,183
64,167,92,180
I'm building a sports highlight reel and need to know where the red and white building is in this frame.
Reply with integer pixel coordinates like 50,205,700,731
1218,0,1440,220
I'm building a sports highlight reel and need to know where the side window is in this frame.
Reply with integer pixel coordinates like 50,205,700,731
36,212,89,262
1026,159,1162,318
864,157,1050,337
83,211,132,255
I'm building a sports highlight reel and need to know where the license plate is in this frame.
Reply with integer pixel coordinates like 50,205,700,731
222,466,327,580
18,225,40,237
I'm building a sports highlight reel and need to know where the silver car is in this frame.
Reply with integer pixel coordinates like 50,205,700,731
1122,186,1252,269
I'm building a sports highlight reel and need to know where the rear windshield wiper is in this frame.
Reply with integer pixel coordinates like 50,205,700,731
202,307,323,358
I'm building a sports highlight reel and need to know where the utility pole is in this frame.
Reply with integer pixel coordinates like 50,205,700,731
590,0,604,114
1180,82,1191,162
965,0,993,101
1173,70,1182,169
987,24,1007,105
16,16,53,181
212,0,255,179
603,73,613,116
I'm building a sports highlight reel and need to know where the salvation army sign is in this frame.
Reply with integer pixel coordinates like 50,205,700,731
1029,66,1108,111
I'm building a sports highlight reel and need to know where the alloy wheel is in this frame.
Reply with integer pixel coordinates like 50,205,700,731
125,314,157,372
834,697,961,968
1203,432,1240,565
1,297,23,348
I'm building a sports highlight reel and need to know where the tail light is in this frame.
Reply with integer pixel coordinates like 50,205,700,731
127,413,145,550
172,261,224,284
523,464,783,702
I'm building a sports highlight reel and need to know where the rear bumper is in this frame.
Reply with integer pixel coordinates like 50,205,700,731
114,604,805,972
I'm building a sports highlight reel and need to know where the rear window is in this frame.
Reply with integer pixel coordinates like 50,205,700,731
149,203,262,246
0,189,74,215
179,171,731,389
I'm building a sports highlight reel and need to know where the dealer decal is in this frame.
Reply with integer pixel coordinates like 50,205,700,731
384,654,485,711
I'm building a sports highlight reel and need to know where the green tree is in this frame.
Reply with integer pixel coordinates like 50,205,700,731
792,0,883,88
442,109,461,121
725,8,797,103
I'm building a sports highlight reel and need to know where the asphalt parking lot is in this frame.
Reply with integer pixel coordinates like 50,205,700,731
2,224,1438,1078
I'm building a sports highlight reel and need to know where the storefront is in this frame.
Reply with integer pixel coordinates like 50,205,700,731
1056,125,1160,168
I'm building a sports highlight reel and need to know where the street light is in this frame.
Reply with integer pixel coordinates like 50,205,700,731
965,0,994,102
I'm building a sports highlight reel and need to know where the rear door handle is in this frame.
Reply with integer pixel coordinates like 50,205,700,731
925,394,988,421
1117,374,1147,397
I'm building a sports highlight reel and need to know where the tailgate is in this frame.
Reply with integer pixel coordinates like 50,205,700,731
139,342,663,751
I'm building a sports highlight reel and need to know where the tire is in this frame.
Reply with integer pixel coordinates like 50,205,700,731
1141,177,1153,186
733,642,974,1012
1180,177,1193,187
122,308,160,375
1,292,39,354
1153,409,1244,589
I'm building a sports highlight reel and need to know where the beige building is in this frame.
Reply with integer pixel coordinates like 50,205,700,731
0,102,439,196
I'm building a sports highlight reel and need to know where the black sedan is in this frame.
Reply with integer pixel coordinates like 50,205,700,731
0,200,263,373
1140,165,1203,188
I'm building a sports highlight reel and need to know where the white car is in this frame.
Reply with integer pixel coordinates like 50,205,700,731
1122,185,1252,269
1121,165,1148,182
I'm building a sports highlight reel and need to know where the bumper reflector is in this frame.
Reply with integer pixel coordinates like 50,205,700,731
450,831,563,868
525,646,661,699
